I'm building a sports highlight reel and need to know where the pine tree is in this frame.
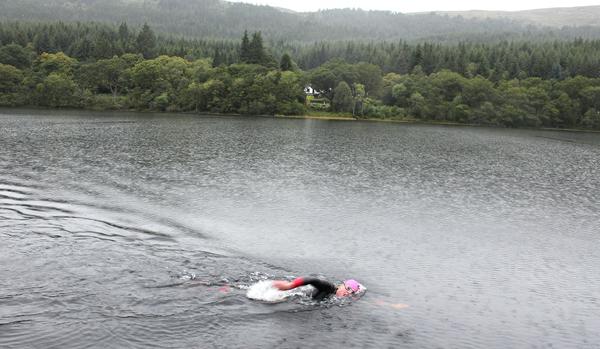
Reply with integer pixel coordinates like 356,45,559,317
412,44,423,68
136,23,156,59
33,31,52,54
280,53,292,71
240,30,250,63
248,31,265,65
118,22,131,53
118,22,129,42
213,48,225,67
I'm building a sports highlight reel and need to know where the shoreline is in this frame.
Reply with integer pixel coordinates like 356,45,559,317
276,113,600,133
1,105,599,133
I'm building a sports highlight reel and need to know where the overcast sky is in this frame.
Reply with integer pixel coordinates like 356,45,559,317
227,0,600,13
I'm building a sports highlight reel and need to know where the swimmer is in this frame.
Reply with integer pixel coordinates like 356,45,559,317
272,277,364,300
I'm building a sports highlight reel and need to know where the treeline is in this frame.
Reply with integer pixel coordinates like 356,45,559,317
1,22,600,129
0,50,306,115
314,60,600,129
2,22,600,81
293,40,600,79
0,22,240,63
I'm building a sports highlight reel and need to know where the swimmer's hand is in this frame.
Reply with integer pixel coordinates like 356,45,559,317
272,280,292,291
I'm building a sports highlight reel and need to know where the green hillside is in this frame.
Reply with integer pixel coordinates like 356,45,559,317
2,0,600,42
434,6,600,28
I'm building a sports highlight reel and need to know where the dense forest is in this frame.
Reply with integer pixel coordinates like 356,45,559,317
1,21,599,129
2,22,600,78
2,0,600,42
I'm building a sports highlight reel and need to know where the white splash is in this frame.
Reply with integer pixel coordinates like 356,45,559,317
246,280,294,302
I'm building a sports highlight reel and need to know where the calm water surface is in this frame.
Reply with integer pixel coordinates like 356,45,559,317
1,109,599,348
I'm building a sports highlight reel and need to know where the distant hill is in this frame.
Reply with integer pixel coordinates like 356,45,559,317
433,6,600,28
1,0,600,42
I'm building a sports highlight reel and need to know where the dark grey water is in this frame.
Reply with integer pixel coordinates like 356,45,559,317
1,108,599,348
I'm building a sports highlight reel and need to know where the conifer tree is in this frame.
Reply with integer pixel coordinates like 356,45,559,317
240,30,250,63
280,53,293,71
33,31,52,54
213,48,225,67
248,31,265,65
136,23,156,59
118,22,129,42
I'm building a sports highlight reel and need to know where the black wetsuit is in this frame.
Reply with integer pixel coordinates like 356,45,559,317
290,277,337,300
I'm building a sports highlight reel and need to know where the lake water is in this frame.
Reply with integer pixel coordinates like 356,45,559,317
1,109,599,348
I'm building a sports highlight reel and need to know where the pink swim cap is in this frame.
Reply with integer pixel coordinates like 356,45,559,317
344,279,361,293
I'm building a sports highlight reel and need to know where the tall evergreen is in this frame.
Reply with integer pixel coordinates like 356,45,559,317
248,31,265,65
280,53,293,71
33,31,52,54
240,30,250,63
118,22,129,43
136,23,156,59
213,48,225,67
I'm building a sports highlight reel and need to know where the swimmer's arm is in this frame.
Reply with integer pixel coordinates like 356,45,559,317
273,277,307,291
273,277,335,293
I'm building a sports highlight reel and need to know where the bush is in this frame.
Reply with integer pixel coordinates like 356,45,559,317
582,108,600,129
152,93,170,111
35,73,78,107
0,93,23,106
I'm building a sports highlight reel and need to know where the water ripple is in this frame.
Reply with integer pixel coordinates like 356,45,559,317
2,112,599,348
